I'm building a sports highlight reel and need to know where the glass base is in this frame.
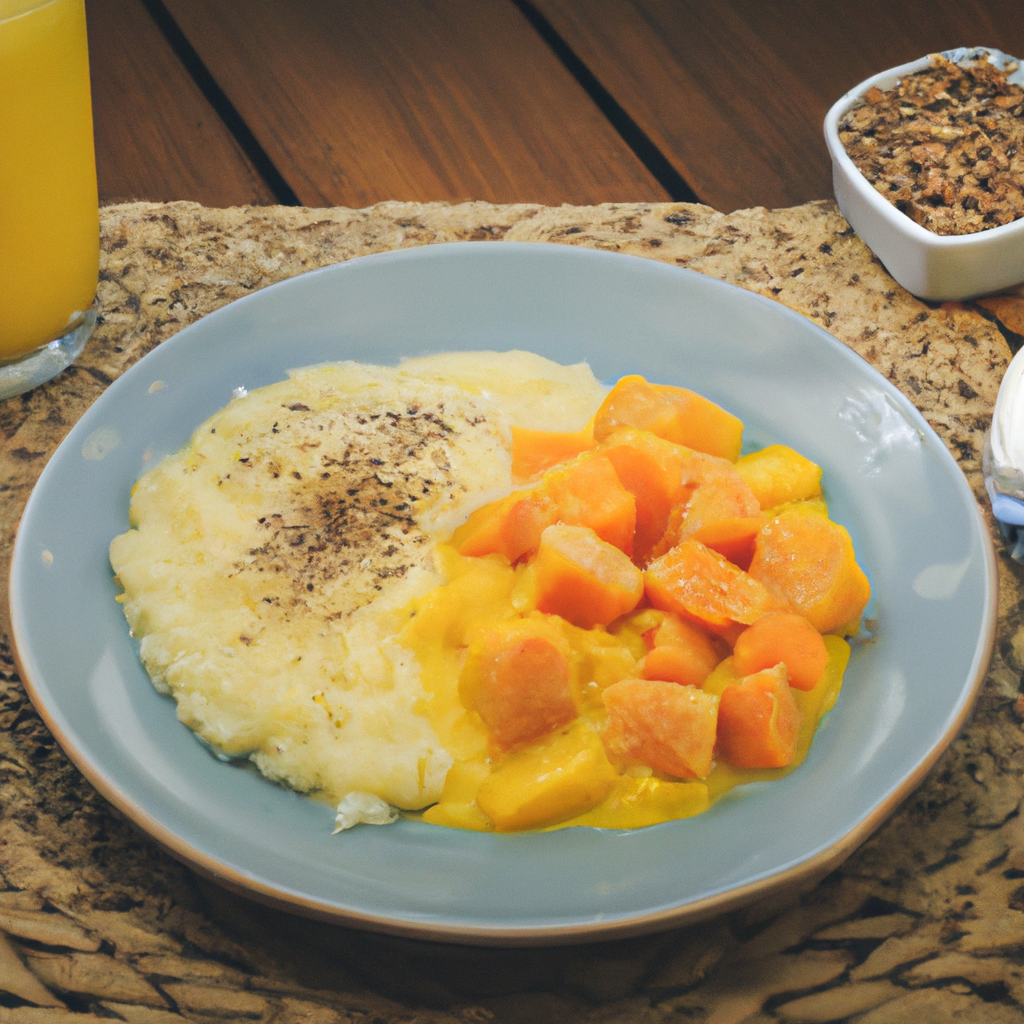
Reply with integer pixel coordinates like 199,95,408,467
0,308,96,401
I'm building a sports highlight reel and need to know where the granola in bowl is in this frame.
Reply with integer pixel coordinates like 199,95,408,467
838,50,1024,236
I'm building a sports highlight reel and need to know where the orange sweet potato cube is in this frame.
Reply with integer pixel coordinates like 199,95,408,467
545,453,637,556
451,451,636,562
451,489,558,562
687,516,762,570
653,450,761,558
534,524,644,629
733,610,828,691
599,428,692,564
592,375,743,461
641,646,712,687
644,538,780,630
717,664,801,769
640,612,722,686
511,425,595,480
747,508,871,635
459,618,578,749
602,677,719,779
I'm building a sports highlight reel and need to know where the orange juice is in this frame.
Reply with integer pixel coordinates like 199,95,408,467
0,0,98,361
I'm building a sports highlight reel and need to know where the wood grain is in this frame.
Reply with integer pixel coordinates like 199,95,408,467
87,0,276,205
530,0,1024,212
158,0,669,208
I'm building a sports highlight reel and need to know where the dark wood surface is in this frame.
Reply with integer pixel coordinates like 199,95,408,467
87,0,274,206
86,0,1024,212
158,0,668,207
532,0,1024,211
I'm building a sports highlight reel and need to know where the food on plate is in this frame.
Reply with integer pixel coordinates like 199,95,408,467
839,51,1024,235
111,352,870,834
109,352,605,824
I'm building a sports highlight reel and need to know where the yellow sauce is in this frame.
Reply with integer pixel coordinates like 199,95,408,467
401,545,850,832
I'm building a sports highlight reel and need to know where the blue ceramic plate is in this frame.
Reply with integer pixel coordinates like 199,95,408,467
9,243,996,944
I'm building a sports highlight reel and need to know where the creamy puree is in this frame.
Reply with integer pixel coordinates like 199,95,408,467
110,352,607,825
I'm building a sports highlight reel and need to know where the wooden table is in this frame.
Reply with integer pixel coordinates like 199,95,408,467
86,0,1024,212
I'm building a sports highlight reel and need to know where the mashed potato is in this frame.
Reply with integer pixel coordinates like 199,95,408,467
110,352,606,821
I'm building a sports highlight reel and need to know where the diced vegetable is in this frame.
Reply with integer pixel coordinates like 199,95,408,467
650,611,722,663
476,724,617,831
534,524,644,628
459,618,578,749
451,489,557,562
592,375,744,461
641,646,712,687
748,507,871,635
544,453,637,556
686,515,762,569
511,424,595,480
602,677,719,779
639,611,722,686
732,610,829,691
644,537,780,630
652,449,760,559
451,451,636,561
735,444,823,510
599,428,692,564
717,664,801,769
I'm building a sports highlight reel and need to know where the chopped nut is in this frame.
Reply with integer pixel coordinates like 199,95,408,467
839,52,1024,234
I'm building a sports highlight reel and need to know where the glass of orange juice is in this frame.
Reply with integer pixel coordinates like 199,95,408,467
0,0,98,400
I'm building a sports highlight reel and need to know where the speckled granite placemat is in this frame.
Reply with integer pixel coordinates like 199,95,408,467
1,200,1023,1024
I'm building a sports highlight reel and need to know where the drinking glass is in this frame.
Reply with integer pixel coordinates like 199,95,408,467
0,0,98,400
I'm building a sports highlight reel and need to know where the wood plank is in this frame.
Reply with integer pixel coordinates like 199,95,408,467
87,0,276,206
531,0,1024,212
159,0,670,208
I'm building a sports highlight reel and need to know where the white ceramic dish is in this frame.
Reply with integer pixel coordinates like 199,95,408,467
824,47,1024,301
8,242,997,944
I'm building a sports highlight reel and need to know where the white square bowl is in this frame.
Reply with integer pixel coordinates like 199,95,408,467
824,47,1024,301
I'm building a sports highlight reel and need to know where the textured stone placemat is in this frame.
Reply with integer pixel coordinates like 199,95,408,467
1,199,1023,1023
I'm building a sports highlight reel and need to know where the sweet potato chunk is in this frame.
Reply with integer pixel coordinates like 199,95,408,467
641,646,712,687
687,516,762,569
652,450,761,559
451,489,557,562
534,524,644,628
645,538,780,630
748,508,871,635
476,724,617,831
602,677,719,779
592,375,744,461
459,619,577,749
511,425,595,480
599,428,692,564
733,611,828,691
734,445,822,510
545,453,636,556
452,452,635,562
717,664,801,769
649,611,720,657
640,612,722,687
